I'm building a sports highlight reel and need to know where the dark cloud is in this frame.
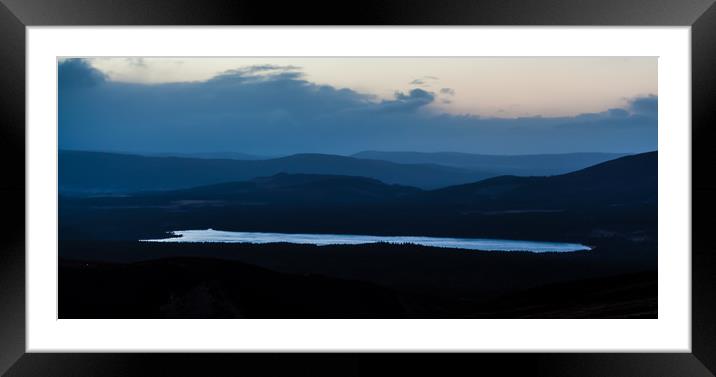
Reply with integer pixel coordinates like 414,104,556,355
409,79,425,85
58,58,657,155
628,94,657,117
58,59,108,89
607,108,629,118
377,89,435,113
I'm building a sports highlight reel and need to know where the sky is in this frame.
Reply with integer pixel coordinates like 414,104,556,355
58,57,658,156
85,57,656,118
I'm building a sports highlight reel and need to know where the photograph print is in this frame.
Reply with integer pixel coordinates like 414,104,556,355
58,57,658,319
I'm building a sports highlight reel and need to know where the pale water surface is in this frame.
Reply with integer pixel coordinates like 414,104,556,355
141,229,590,253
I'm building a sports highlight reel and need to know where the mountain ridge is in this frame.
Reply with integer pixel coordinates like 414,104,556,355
59,152,657,242
427,151,657,209
58,149,635,194
352,150,630,176
59,150,492,192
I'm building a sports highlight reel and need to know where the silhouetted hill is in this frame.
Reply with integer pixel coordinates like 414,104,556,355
136,152,655,208
59,150,491,192
60,152,657,242
426,151,657,210
353,150,628,176
149,173,422,205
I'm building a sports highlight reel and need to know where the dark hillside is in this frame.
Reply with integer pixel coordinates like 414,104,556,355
59,152,657,242
59,150,491,192
426,151,657,210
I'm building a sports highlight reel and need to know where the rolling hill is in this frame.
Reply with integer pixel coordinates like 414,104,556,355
58,152,658,320
59,152,657,242
142,173,422,205
352,150,628,176
131,151,656,211
426,151,657,210
59,150,492,193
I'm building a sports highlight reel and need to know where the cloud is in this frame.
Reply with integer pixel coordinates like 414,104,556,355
439,88,455,96
627,94,657,117
127,58,147,68
377,89,435,112
607,108,629,118
58,59,108,89
209,65,303,83
58,59,657,155
410,76,439,87
232,64,300,75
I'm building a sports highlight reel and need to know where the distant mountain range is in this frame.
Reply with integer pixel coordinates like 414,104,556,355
352,151,628,176
59,151,492,192
147,152,271,160
131,152,656,210
60,152,657,242
59,150,630,193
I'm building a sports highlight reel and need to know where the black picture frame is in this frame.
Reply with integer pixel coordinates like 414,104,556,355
1,0,715,375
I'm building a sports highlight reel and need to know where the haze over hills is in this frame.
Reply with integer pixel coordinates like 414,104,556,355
59,149,631,194
148,152,271,160
59,150,491,193
352,151,629,176
127,152,656,210
60,152,657,242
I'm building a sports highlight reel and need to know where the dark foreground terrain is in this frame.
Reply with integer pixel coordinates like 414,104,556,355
59,239,656,319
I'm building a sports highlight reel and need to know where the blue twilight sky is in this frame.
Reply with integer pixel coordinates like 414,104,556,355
58,58,657,156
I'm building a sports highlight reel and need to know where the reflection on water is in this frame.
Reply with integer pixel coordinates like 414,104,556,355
141,229,590,253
